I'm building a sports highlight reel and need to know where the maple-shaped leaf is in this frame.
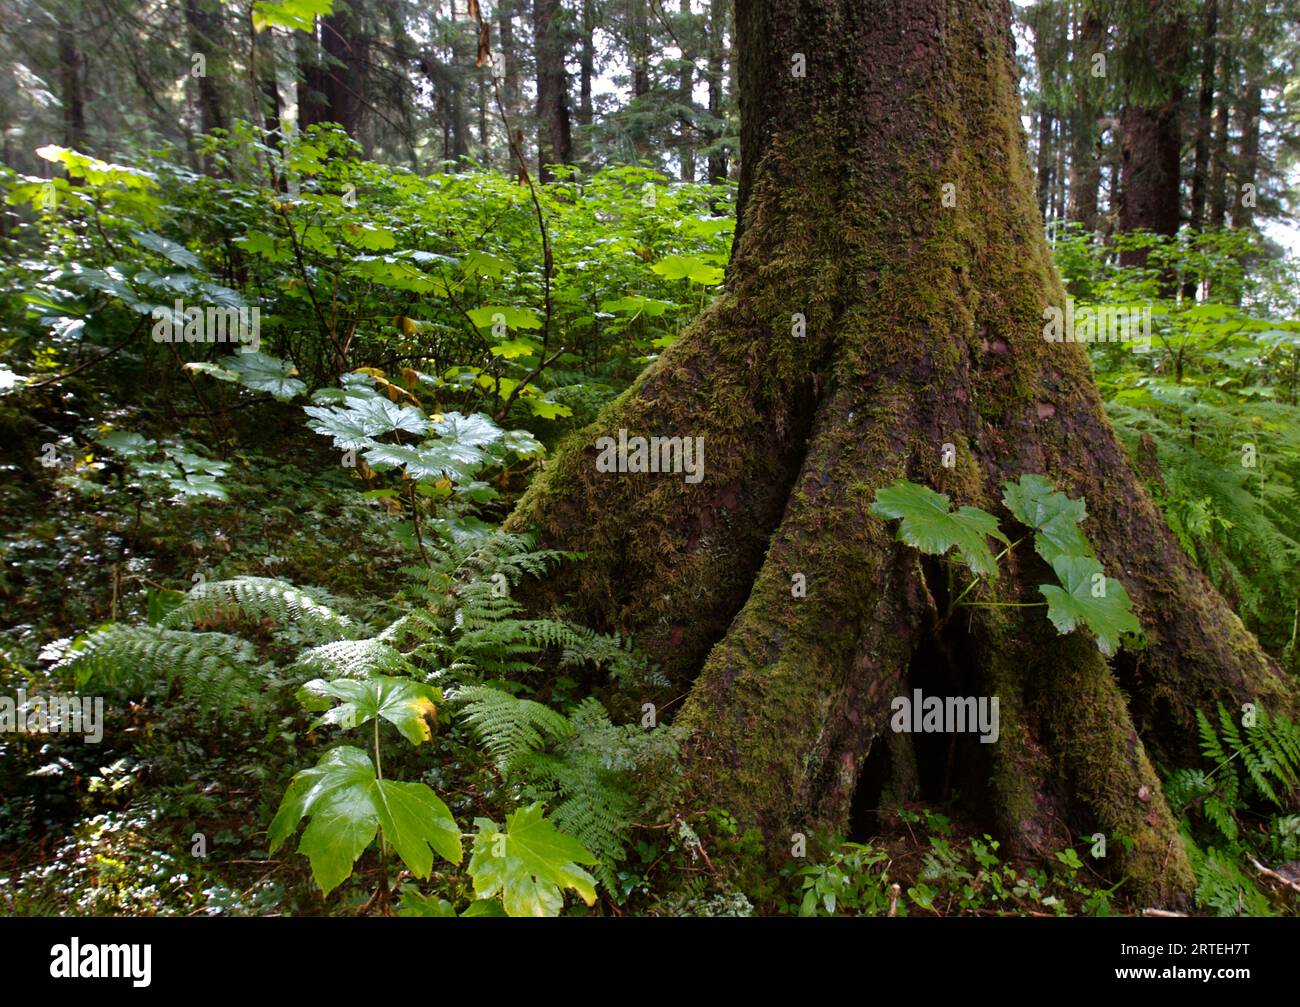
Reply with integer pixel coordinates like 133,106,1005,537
298,676,440,746
467,803,598,917
190,352,306,402
1038,554,1142,656
268,745,461,895
1000,474,1093,562
870,480,1009,578
362,441,481,481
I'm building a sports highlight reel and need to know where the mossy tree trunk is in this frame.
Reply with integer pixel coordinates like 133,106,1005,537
506,0,1298,907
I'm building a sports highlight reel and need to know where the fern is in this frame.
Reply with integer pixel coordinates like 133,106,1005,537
56,624,266,717
1171,703,1300,913
162,577,357,642
455,685,573,774
289,637,410,679
454,688,683,892
1184,835,1275,917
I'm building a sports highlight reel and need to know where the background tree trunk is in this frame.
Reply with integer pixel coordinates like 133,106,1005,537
705,0,728,185
1066,9,1104,232
321,0,370,151
185,0,227,176
677,0,695,182
533,0,572,181
1207,1,1233,231
579,0,595,129
506,0,1299,906
1231,77,1261,230
57,14,85,151
1187,0,1218,235
1117,0,1187,273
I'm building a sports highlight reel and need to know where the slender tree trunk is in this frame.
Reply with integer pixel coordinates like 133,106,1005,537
296,26,324,130
1231,77,1261,230
1052,117,1066,220
498,0,522,129
185,0,228,140
630,0,651,99
1208,2,1233,231
318,0,370,151
1182,0,1218,299
705,0,728,185
57,15,85,151
1118,0,1188,274
677,0,695,181
383,0,422,167
1067,10,1104,232
252,21,283,149
1034,109,1054,220
1188,0,1218,234
579,0,595,128
507,0,1298,907
1030,1,1057,221
533,0,572,181
448,15,469,164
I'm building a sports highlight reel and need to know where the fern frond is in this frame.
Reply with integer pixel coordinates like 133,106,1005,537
290,637,409,680
454,685,573,774
55,624,265,717
161,577,356,641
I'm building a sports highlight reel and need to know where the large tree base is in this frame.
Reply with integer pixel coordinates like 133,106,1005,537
505,0,1297,907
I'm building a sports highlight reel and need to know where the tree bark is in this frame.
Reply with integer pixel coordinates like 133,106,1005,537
677,0,696,182
1029,0,1059,221
579,0,595,129
185,0,228,160
1187,0,1218,235
1207,0,1233,231
57,14,86,151
629,0,651,101
506,0,1298,907
1231,77,1261,230
533,0,572,181
1118,0,1187,273
705,0,728,185
1067,10,1104,232
321,0,370,151
498,0,522,128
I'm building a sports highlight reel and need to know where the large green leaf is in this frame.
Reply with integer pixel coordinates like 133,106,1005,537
362,441,481,481
869,480,1009,578
460,250,514,280
96,430,155,459
131,230,201,269
341,222,396,250
299,676,440,746
1000,474,1093,562
252,0,334,33
467,305,542,330
650,254,724,285
467,803,598,916
304,397,430,448
432,410,502,448
349,255,438,292
268,745,460,895
1038,554,1142,657
188,352,305,402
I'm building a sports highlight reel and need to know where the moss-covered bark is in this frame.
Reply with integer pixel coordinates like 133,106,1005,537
506,0,1297,907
